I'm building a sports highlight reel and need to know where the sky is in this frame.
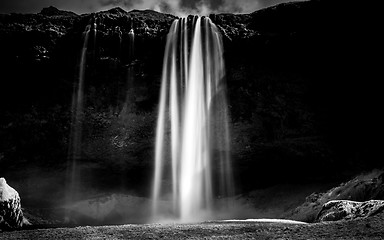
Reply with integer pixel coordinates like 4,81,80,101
0,0,303,15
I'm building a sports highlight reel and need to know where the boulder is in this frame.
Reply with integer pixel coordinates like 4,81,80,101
285,170,384,222
316,200,384,222
0,178,24,230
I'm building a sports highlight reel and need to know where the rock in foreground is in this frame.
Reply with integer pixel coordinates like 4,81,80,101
317,200,384,222
0,178,24,230
286,170,384,222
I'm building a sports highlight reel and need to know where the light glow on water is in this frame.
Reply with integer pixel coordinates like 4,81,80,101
152,16,233,222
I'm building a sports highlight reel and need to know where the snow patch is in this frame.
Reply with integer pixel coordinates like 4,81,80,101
317,199,384,222
223,218,308,224
0,178,18,201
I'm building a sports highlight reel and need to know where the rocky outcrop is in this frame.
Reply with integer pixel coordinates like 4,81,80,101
95,8,176,38
316,200,384,222
0,178,24,230
39,6,78,17
286,170,384,222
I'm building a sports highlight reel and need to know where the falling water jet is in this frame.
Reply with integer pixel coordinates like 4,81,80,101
65,21,96,221
120,27,135,116
114,22,136,191
116,26,122,57
128,28,135,60
152,16,234,222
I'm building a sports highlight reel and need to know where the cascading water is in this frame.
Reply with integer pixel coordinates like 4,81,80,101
121,27,135,114
128,19,135,60
152,16,233,222
65,21,96,220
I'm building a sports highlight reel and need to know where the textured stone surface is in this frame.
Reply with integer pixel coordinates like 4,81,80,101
0,178,24,230
317,200,384,222
286,170,384,222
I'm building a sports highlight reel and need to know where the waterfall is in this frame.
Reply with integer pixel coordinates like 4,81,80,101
121,27,135,115
65,21,96,221
152,16,233,222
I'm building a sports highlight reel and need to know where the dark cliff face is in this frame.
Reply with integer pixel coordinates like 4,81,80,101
0,1,378,205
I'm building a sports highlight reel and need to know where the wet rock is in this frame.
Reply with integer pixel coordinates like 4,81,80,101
286,170,384,222
0,178,24,230
317,200,384,222
94,8,176,39
33,45,49,61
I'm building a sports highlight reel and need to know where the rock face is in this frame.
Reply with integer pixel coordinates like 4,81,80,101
0,178,24,230
316,200,384,222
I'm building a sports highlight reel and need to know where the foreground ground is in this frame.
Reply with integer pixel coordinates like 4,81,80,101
1,212,384,240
